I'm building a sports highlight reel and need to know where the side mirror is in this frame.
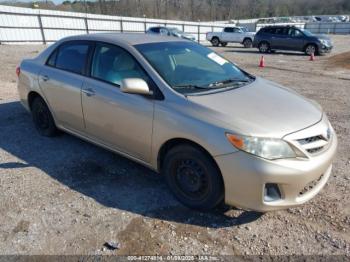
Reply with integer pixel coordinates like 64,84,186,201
121,78,153,96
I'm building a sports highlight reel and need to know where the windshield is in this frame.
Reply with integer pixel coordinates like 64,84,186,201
170,28,183,35
240,27,248,32
135,42,253,94
301,29,314,37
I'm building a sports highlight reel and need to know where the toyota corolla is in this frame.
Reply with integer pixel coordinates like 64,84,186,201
17,33,337,211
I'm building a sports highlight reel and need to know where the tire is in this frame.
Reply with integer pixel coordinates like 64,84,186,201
243,38,253,48
162,145,224,210
258,41,270,53
211,37,220,47
31,97,58,137
221,42,227,47
305,44,318,56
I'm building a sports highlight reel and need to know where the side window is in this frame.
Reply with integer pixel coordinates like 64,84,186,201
151,27,160,33
55,43,90,74
91,43,149,87
46,48,58,67
159,28,169,35
232,28,241,33
266,28,276,34
274,28,284,35
282,28,290,35
289,28,303,37
224,27,233,33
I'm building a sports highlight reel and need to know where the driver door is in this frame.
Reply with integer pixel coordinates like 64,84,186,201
231,28,244,42
81,42,155,162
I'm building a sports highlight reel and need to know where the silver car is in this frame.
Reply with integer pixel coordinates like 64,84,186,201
146,26,196,41
17,33,337,212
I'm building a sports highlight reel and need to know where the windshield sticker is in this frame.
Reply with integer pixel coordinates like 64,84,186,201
207,52,229,66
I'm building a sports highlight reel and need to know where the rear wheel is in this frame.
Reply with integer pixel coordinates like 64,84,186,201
258,41,270,53
31,97,58,137
163,145,224,210
243,38,253,48
305,44,318,55
211,37,220,47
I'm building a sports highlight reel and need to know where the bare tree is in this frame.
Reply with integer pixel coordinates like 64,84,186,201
9,0,348,21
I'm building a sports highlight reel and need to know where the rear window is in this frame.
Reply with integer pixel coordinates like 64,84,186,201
150,27,160,33
224,27,234,33
259,28,275,34
274,27,288,35
54,42,90,74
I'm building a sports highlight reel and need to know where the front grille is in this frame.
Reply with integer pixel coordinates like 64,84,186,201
297,135,323,145
296,133,329,155
307,146,324,154
299,174,324,196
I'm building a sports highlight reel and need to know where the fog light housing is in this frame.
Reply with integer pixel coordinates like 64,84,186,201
264,183,281,202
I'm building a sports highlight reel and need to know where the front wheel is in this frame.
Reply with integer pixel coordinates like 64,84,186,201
305,44,318,55
31,97,58,137
221,42,227,47
211,37,220,47
243,38,253,48
163,145,224,210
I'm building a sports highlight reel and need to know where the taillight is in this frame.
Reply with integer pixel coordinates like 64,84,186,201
16,66,20,77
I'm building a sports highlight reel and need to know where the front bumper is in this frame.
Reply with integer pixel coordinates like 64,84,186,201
319,44,333,54
215,132,337,212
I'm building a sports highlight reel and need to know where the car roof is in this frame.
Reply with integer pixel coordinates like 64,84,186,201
262,25,297,29
148,26,166,29
59,33,188,46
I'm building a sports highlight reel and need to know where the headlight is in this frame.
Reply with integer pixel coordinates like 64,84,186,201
319,39,328,46
226,134,297,160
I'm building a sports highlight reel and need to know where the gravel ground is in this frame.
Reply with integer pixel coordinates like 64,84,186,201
0,35,349,256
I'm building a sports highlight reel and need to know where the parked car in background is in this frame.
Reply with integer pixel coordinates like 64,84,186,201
17,33,337,212
256,18,277,24
206,26,255,47
146,26,196,41
339,15,350,22
253,26,333,55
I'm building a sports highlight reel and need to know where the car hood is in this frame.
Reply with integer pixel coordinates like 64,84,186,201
187,77,323,138
181,34,195,40
313,34,331,41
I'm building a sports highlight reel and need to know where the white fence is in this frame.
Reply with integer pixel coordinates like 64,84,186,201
1,5,349,44
253,22,350,34
305,22,350,34
0,5,234,44
256,22,305,32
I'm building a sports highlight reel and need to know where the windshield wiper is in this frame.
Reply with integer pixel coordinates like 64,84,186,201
174,84,210,90
174,79,252,91
208,78,251,87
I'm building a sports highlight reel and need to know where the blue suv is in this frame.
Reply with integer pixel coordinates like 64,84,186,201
253,26,333,55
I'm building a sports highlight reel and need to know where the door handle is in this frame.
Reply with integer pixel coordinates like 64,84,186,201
82,88,95,97
41,75,49,82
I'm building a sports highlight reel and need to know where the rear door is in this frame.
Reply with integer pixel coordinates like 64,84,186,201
271,27,289,49
286,28,306,51
38,40,92,132
262,27,277,48
232,27,245,42
221,27,233,42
